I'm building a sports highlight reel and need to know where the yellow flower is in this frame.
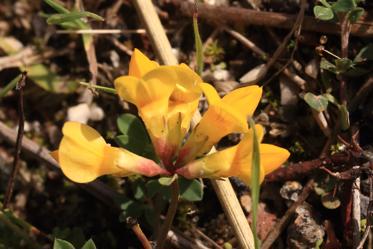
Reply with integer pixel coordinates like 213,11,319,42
177,125,290,184
114,51,202,167
177,83,262,165
52,122,168,183
53,49,290,186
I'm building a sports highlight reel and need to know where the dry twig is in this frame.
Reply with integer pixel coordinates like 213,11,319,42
3,72,27,209
261,179,315,249
175,1,373,37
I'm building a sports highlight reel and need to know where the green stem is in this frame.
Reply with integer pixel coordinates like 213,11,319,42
249,118,261,249
156,177,179,249
79,82,117,94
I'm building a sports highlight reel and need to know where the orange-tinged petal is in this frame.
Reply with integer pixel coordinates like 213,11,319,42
178,103,248,164
222,86,262,117
200,82,221,105
128,49,159,78
177,146,238,179
259,144,290,174
178,124,288,186
57,122,166,183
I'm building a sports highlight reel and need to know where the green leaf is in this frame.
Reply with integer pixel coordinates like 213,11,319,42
249,118,261,249
130,178,146,200
47,11,104,25
81,239,96,249
158,175,178,186
322,93,338,105
313,6,334,20
304,93,329,112
44,0,70,14
335,58,354,74
115,114,157,159
53,239,75,249
193,14,204,75
348,7,364,23
117,113,146,136
320,58,336,73
145,180,171,199
332,0,356,13
354,43,373,63
179,177,204,202
319,0,332,8
119,198,144,220
321,193,341,209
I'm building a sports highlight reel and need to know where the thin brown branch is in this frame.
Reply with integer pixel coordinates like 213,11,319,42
265,0,306,71
156,179,179,249
175,1,373,37
126,217,152,249
3,72,27,209
265,152,351,183
261,179,315,249
224,28,306,89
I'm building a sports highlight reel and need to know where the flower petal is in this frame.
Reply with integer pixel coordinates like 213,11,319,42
200,82,221,105
259,144,290,174
178,103,248,164
57,122,166,183
128,49,159,78
222,86,262,117
58,122,120,183
177,146,238,179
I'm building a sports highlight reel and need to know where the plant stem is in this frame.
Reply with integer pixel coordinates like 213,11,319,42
126,217,152,249
3,72,27,209
156,178,179,249
79,82,117,94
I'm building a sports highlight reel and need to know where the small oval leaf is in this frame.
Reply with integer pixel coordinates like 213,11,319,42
304,93,329,112
321,193,341,209
314,6,334,20
53,239,75,249
81,239,97,249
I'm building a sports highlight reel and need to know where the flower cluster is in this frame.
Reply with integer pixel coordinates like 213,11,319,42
52,49,290,185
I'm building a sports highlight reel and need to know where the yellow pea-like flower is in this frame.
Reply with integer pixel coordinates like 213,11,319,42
177,83,262,165
114,52,202,167
177,125,290,185
52,122,168,183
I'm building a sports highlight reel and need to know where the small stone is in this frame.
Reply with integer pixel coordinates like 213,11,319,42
287,204,325,249
280,181,303,203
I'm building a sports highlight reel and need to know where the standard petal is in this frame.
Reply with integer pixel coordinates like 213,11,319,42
128,49,159,78
260,144,290,174
57,122,166,183
58,122,122,183
222,86,262,117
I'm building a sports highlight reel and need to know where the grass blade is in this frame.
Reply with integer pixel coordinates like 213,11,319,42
47,11,104,25
44,0,70,14
193,4,204,76
249,118,261,249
